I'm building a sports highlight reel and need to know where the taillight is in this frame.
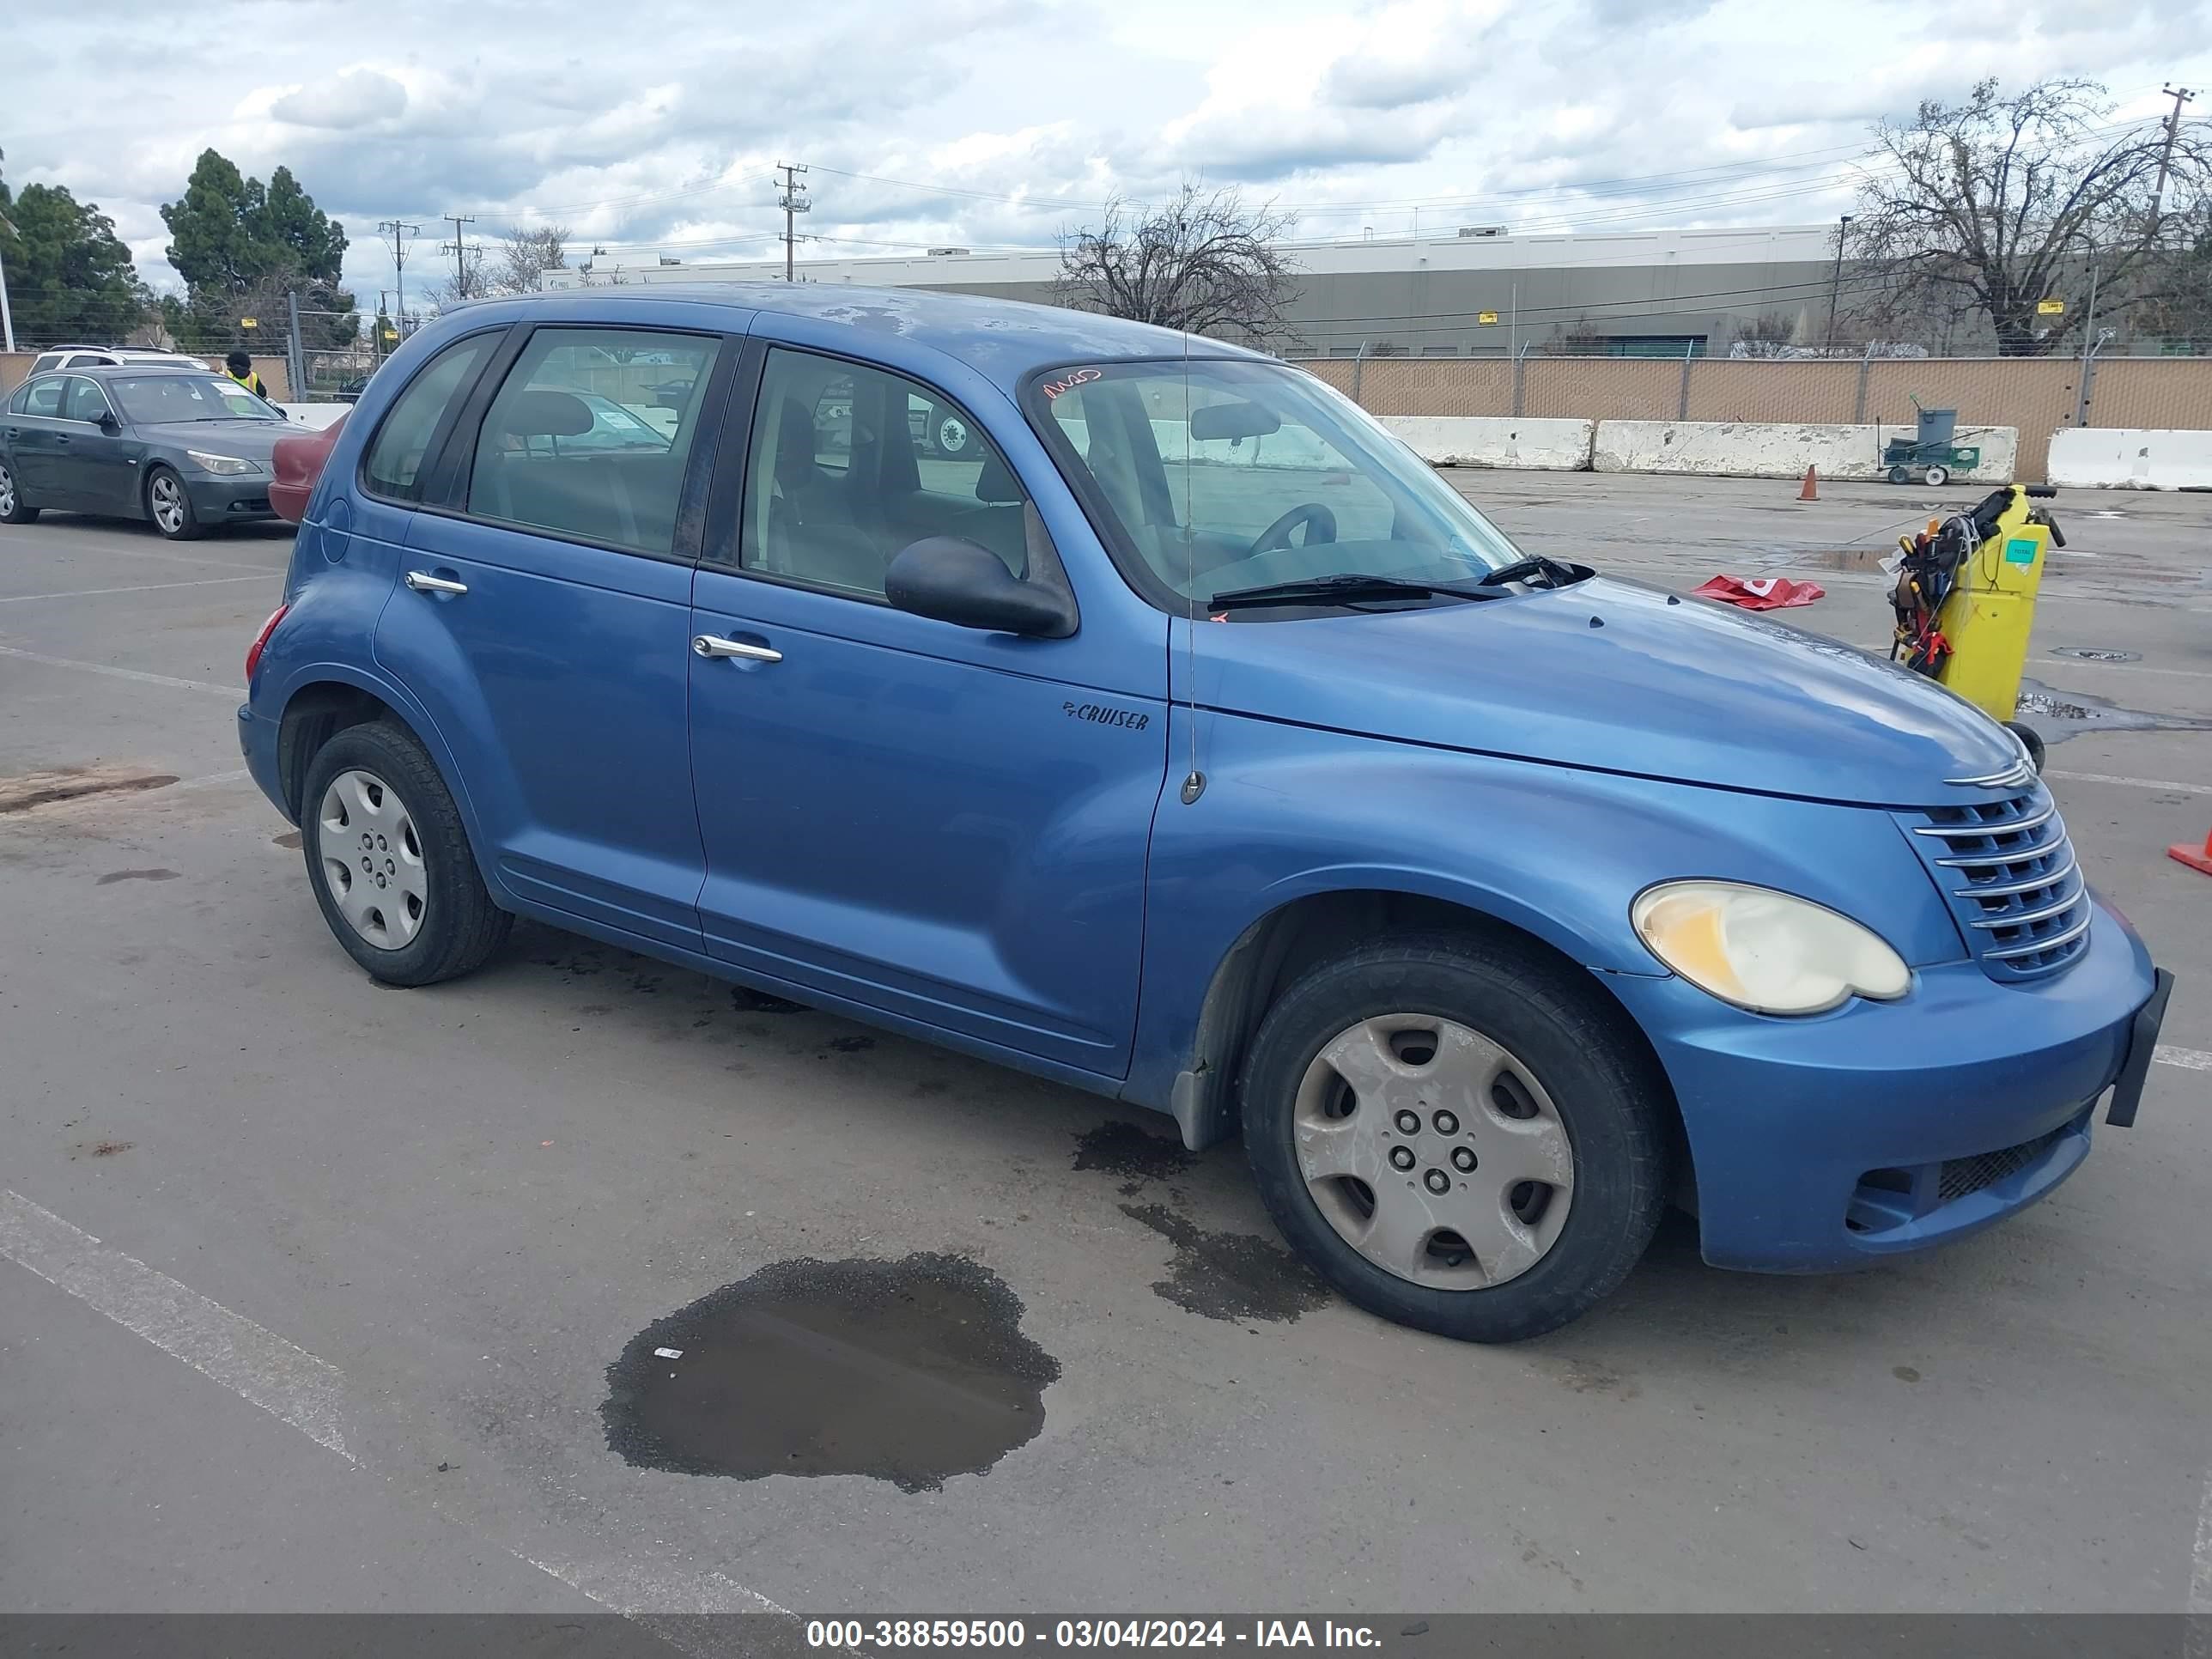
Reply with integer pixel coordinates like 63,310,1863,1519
245,604,289,684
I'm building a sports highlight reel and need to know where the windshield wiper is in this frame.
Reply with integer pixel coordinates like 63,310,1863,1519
1206,574,1504,611
1475,555,1588,588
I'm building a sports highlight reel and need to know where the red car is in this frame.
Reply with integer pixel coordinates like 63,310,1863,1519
270,413,347,524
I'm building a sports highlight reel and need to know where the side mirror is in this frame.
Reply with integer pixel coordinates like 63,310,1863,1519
96,410,122,433
884,537,1076,638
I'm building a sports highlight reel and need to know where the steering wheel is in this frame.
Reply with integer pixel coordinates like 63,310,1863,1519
1249,502,1338,556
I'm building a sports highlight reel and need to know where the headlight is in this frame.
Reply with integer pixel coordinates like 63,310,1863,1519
185,449,262,476
1632,881,1911,1016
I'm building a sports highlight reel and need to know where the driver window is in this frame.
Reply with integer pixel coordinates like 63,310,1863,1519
63,378,113,424
736,347,1031,599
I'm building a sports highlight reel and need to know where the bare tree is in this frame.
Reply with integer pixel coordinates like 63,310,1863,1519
484,224,569,295
1549,316,1611,355
1848,79,2209,354
1054,185,1300,345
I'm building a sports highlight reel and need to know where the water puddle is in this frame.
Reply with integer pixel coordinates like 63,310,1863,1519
1073,1118,1193,1195
2012,678,2212,745
602,1254,1059,1492
1118,1203,1331,1326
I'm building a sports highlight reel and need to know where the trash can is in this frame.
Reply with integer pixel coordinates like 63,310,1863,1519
1916,408,1958,450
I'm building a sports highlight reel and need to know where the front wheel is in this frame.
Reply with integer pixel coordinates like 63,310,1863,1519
1241,934,1668,1342
1887,465,1911,485
1923,464,1950,488
0,459,38,524
301,720,512,986
145,466,204,540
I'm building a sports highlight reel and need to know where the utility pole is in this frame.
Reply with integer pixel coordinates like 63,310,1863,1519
0,210,16,353
773,162,810,282
378,220,419,337
443,213,477,299
2150,84,2197,235
1824,213,1854,351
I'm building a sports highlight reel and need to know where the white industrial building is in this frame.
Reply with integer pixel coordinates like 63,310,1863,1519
541,224,1848,357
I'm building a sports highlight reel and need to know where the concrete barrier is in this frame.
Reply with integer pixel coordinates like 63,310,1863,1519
276,403,351,431
1591,420,2017,483
2046,428,2212,489
1380,416,1594,471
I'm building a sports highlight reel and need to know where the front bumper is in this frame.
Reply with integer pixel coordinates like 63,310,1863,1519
1608,900,2164,1273
184,472,278,523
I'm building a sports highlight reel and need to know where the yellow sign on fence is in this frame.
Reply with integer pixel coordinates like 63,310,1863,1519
240,317,258,328
1478,311,1499,325
2036,298,2064,316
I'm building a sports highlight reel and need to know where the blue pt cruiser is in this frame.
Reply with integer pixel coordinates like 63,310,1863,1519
239,286,2171,1341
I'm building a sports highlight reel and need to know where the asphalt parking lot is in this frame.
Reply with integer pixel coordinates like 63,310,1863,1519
2,472,2209,1623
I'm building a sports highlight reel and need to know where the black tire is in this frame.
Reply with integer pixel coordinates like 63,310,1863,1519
144,465,204,540
1887,465,1911,485
0,458,39,524
1240,933,1669,1343
301,720,512,987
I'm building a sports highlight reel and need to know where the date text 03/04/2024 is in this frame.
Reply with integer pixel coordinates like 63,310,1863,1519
805,1620,1383,1650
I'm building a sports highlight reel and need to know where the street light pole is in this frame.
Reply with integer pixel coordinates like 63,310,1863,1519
1824,214,1853,351
0,210,16,353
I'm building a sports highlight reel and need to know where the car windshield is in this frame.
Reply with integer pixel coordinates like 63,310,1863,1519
108,374,282,425
1033,358,1527,603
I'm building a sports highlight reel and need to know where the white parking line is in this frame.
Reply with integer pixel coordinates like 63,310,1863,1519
0,1189,356,1462
2155,1046,2212,1073
0,574,274,605
2051,770,2212,798
0,643,235,697
0,528,278,574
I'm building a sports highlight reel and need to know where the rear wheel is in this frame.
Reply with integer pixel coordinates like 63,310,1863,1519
145,465,204,540
1887,465,1911,485
301,720,511,986
1923,464,1950,488
0,459,37,524
1241,933,1668,1342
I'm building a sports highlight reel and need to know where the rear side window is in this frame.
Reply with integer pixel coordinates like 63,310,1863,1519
30,353,64,377
13,378,64,417
64,353,112,368
363,336,496,502
465,327,720,557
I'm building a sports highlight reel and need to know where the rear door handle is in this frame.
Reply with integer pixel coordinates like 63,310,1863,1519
404,570,469,595
692,635,781,663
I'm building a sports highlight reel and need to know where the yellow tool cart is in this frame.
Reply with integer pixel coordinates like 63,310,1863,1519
1887,483,2067,769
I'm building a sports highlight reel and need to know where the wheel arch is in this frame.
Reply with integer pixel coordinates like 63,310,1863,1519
273,672,502,907
1166,886,1687,1190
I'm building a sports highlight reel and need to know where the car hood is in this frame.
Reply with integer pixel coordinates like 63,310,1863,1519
135,419,292,459
1187,577,2021,806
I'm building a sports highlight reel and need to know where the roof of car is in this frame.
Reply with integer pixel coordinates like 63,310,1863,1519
443,283,1270,392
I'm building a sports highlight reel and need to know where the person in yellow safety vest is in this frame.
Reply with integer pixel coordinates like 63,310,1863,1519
223,349,269,399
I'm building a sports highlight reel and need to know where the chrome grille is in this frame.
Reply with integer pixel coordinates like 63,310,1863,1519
1899,782,2092,981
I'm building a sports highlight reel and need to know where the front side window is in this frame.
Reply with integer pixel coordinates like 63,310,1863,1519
737,347,1030,598
466,327,720,556
362,336,496,502
62,377,113,424
1034,359,1525,606
13,378,65,418
108,374,283,426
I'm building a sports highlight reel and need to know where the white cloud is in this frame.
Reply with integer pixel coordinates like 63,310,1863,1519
0,0,2205,312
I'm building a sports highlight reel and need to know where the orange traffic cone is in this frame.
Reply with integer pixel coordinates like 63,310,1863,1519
1799,465,1819,501
2171,823,2212,877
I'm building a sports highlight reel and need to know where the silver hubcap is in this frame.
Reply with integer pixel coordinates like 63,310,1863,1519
0,463,15,516
939,416,966,453
150,474,185,533
1294,1015,1575,1289
318,769,428,948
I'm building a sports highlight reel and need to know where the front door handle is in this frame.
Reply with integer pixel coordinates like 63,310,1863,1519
404,570,469,595
692,634,781,663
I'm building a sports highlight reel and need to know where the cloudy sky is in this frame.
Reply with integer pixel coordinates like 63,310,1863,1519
6,0,2209,312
